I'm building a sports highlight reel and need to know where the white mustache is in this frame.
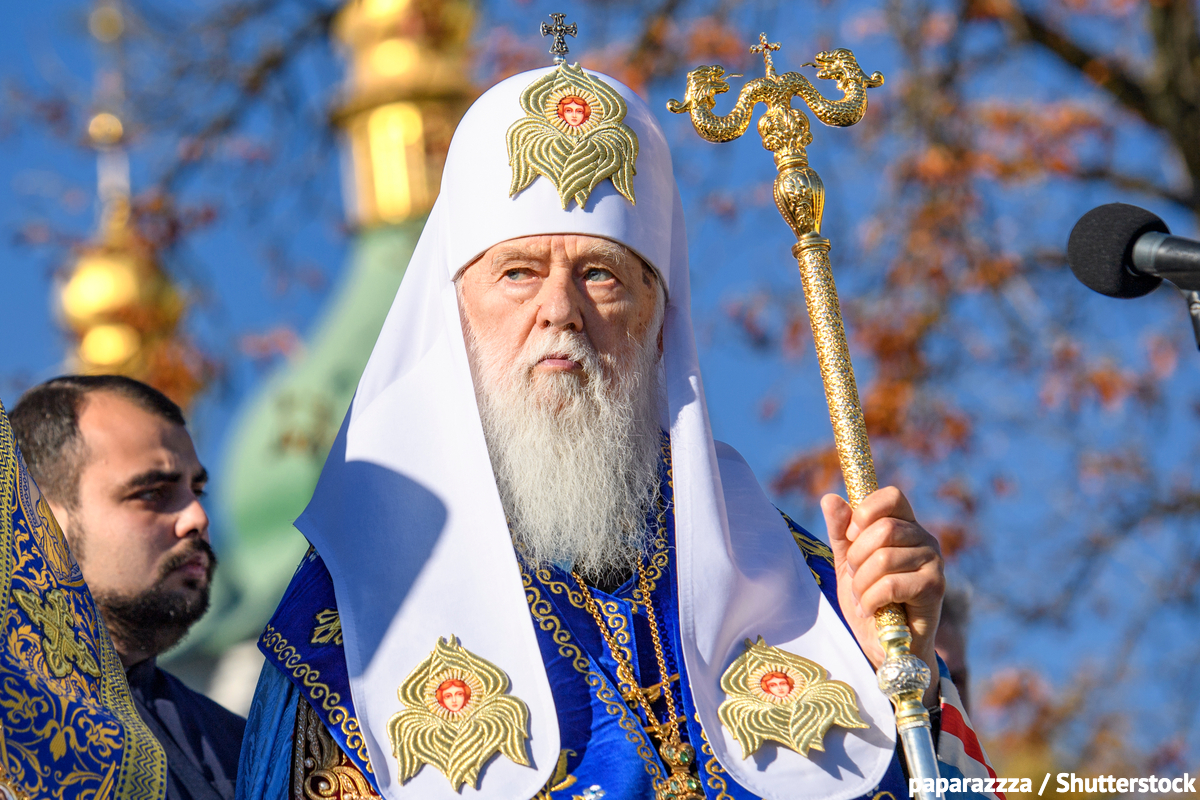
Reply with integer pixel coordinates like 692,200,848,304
523,331,603,375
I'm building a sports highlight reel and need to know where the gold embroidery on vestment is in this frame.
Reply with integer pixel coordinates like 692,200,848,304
311,608,343,646
12,588,100,678
694,716,735,800
522,573,667,792
1,406,166,800
386,636,531,790
531,748,578,799
782,512,835,584
290,697,379,799
718,636,867,759
261,623,372,772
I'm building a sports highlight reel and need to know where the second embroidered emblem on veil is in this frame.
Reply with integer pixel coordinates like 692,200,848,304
507,63,639,210
387,635,532,791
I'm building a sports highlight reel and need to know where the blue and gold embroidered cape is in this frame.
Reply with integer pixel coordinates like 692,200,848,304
0,401,167,799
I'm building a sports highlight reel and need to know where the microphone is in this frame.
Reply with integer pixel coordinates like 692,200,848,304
1067,202,1200,295
1067,202,1200,348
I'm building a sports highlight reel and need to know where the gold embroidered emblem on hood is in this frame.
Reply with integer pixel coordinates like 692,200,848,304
507,63,639,210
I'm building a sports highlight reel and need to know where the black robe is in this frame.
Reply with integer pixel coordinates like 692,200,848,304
126,658,246,800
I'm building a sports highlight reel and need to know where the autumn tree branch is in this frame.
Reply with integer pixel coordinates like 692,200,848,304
982,0,1200,215
999,5,1155,124
1067,166,1193,208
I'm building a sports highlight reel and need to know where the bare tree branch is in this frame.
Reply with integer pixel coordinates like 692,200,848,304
149,4,337,192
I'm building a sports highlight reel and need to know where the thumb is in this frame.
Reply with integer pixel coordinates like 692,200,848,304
821,493,854,570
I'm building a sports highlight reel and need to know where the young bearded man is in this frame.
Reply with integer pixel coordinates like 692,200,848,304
11,375,244,800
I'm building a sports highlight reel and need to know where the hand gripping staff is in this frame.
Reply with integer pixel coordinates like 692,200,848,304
669,35,943,800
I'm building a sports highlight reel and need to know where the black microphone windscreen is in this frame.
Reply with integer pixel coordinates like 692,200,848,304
1067,203,1168,298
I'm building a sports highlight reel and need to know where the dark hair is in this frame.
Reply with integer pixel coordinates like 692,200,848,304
9,375,186,508
939,584,971,629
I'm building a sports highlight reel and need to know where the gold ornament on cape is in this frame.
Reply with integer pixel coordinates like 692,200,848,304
310,607,342,646
386,636,531,790
718,637,867,759
291,697,380,799
507,62,639,210
12,587,101,678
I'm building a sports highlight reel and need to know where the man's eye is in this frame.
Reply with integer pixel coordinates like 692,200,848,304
585,267,614,282
194,487,208,500
503,268,532,281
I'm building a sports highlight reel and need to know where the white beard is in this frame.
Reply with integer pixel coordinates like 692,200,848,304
465,306,665,585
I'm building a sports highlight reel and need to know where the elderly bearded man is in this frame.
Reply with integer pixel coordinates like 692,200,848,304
238,49,997,800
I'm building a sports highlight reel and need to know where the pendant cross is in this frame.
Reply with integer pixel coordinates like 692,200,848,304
750,32,782,78
541,13,578,65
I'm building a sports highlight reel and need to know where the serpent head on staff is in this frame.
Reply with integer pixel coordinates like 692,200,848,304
807,48,884,94
665,65,732,115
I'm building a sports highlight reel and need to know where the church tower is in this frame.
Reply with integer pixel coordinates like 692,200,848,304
58,0,207,408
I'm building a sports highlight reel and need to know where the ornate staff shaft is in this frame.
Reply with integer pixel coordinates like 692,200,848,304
669,37,943,799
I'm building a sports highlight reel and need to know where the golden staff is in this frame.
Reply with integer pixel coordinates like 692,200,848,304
669,35,943,797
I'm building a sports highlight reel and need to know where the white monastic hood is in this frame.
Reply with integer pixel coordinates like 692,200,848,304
296,65,895,800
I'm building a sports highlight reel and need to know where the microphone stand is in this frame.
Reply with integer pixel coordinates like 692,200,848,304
669,37,943,800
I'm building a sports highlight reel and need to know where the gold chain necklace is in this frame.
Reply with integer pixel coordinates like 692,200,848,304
572,567,703,800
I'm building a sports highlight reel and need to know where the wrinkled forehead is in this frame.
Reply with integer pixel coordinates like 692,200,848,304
437,67,679,292
458,233,664,288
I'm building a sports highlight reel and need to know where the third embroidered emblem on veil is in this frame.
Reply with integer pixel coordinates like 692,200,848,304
387,636,531,791
506,63,639,210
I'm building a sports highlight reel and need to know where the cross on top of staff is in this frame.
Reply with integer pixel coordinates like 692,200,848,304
750,32,782,77
541,13,578,65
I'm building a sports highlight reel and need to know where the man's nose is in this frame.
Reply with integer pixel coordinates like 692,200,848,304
535,269,584,332
176,496,210,542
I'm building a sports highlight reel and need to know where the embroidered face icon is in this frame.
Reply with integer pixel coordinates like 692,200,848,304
437,678,471,713
760,671,794,699
557,95,591,128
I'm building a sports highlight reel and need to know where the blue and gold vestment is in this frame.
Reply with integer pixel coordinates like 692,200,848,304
239,444,913,800
0,402,166,799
